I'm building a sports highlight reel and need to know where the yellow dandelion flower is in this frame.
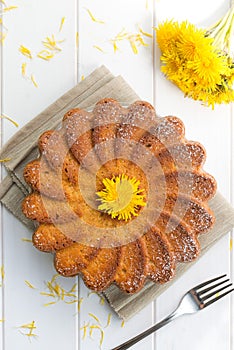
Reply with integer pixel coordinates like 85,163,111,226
156,20,181,53
187,53,225,87
177,22,213,61
156,13,234,108
160,52,183,79
97,174,146,221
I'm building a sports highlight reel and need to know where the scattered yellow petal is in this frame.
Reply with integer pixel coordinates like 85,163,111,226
89,327,94,338
110,29,150,54
139,27,153,38
19,322,36,330
88,291,105,305
105,313,112,327
88,313,101,324
85,8,104,24
129,37,138,54
40,292,55,297
90,326,104,347
44,301,57,306
112,40,119,53
81,75,85,81
31,74,38,88
99,296,105,305
81,323,89,340
40,275,78,306
100,329,104,347
145,0,149,10
0,319,5,323
21,237,32,242
65,292,77,297
230,238,233,251
0,31,7,44
47,281,61,296
115,28,128,41
77,297,83,312
93,45,105,53
24,333,37,337
18,321,37,338
21,62,27,77
42,35,62,52
25,280,36,289
121,320,125,327
3,6,17,12
0,114,18,127
0,158,11,162
76,32,79,48
0,265,4,280
19,45,32,59
69,283,77,293
65,299,78,304
37,50,55,61
51,274,59,284
59,17,65,32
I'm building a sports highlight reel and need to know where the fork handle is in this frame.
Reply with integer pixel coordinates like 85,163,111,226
111,310,179,350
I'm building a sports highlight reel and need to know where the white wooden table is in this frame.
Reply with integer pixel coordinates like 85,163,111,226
0,0,233,349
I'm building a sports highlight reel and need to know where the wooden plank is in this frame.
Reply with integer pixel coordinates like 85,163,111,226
77,0,155,349
1,0,78,349
231,104,234,350
154,0,232,349
1,0,5,345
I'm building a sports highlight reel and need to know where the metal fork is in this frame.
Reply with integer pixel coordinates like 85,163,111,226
111,274,234,350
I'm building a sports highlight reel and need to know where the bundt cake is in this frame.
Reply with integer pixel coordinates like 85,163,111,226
22,99,217,294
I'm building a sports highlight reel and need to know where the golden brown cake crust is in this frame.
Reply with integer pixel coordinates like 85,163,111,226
22,98,217,294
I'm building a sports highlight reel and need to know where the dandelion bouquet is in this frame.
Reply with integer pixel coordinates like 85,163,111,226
156,6,234,108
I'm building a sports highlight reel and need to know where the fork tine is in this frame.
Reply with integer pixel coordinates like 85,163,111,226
193,274,227,291
200,283,232,302
203,288,234,308
197,279,229,296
